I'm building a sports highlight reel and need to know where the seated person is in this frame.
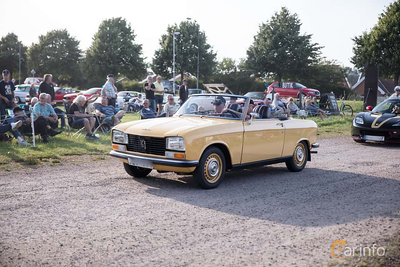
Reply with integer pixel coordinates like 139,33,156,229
46,93,65,129
226,96,242,112
141,99,166,119
245,99,255,120
0,115,30,146
96,97,125,126
33,93,62,143
13,106,34,136
272,93,289,115
25,97,38,115
197,105,207,115
287,97,299,115
69,95,98,140
263,98,282,118
162,94,179,117
127,93,144,113
305,99,328,121
213,96,241,118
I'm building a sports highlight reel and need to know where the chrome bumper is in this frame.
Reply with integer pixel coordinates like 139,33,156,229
109,150,199,167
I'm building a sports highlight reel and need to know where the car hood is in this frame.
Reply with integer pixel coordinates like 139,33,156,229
356,112,400,129
114,116,239,137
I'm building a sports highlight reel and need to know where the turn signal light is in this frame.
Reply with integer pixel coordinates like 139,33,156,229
174,153,185,159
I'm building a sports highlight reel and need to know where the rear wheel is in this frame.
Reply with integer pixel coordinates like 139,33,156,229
286,141,308,172
341,104,353,117
193,147,226,189
123,163,152,178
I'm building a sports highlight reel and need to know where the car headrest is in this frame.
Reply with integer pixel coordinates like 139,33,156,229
227,103,240,112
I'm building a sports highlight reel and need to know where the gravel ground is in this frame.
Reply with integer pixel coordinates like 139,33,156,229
0,137,399,267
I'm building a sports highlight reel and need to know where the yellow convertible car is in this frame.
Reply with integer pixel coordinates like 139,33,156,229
110,94,319,189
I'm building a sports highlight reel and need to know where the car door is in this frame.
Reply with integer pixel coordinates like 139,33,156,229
241,118,285,163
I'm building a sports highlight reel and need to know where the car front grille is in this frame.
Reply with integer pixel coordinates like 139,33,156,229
127,135,166,156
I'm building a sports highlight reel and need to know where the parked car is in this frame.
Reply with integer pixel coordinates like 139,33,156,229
162,80,179,94
110,94,319,189
267,82,320,99
24,77,44,85
237,92,272,106
24,77,58,86
188,89,205,96
116,91,140,108
54,87,75,104
63,88,102,104
352,98,400,143
14,84,39,103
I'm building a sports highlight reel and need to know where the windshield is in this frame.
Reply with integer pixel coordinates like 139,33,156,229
15,86,29,91
244,92,265,100
372,99,400,114
175,95,246,120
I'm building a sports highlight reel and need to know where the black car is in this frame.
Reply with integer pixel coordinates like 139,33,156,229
352,98,400,143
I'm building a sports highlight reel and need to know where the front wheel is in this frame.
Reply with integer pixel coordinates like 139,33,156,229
193,147,226,189
286,141,308,172
123,163,152,178
341,104,353,117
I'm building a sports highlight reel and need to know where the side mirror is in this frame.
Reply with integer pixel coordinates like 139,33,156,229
366,106,373,111
248,112,259,125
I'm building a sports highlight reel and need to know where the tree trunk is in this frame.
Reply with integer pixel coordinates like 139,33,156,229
394,72,399,86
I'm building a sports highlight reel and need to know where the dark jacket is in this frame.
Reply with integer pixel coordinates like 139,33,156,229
38,82,55,101
179,85,188,103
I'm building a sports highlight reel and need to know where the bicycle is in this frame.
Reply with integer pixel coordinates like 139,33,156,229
339,98,353,117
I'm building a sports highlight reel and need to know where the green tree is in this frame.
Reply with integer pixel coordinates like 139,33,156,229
302,60,350,97
152,21,217,82
27,29,81,85
246,7,322,82
0,33,27,83
351,1,400,85
84,17,146,86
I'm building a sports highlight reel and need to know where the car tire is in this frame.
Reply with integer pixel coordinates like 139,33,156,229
14,97,20,103
193,147,226,189
286,141,308,172
123,163,152,178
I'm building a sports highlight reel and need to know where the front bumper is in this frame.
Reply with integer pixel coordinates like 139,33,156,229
109,150,199,167
351,124,400,143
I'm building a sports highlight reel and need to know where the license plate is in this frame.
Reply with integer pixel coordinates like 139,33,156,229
128,158,153,169
364,135,385,142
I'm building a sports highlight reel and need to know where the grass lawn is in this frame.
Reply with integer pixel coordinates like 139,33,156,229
0,101,364,170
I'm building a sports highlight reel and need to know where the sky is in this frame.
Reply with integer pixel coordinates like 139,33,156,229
0,0,394,68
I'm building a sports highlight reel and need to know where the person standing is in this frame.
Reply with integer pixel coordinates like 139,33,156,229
38,74,55,102
29,84,37,98
0,69,15,120
102,74,118,107
154,75,164,115
179,79,189,103
144,76,156,111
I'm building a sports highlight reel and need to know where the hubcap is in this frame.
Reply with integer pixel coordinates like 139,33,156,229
203,153,222,183
294,143,306,166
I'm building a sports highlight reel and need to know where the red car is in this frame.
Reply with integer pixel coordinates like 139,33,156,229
267,82,320,99
54,87,76,104
25,87,76,104
63,87,102,104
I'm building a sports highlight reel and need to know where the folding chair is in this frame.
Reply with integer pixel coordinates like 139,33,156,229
63,100,85,138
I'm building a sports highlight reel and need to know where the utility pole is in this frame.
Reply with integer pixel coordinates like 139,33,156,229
18,44,21,84
172,32,180,95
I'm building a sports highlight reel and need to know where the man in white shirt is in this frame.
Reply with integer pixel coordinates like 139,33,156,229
102,74,118,107
389,86,400,99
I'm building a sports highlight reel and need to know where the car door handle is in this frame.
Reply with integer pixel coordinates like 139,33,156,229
276,123,284,127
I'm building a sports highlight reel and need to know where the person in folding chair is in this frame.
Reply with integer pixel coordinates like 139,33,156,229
68,95,99,140
95,97,125,127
